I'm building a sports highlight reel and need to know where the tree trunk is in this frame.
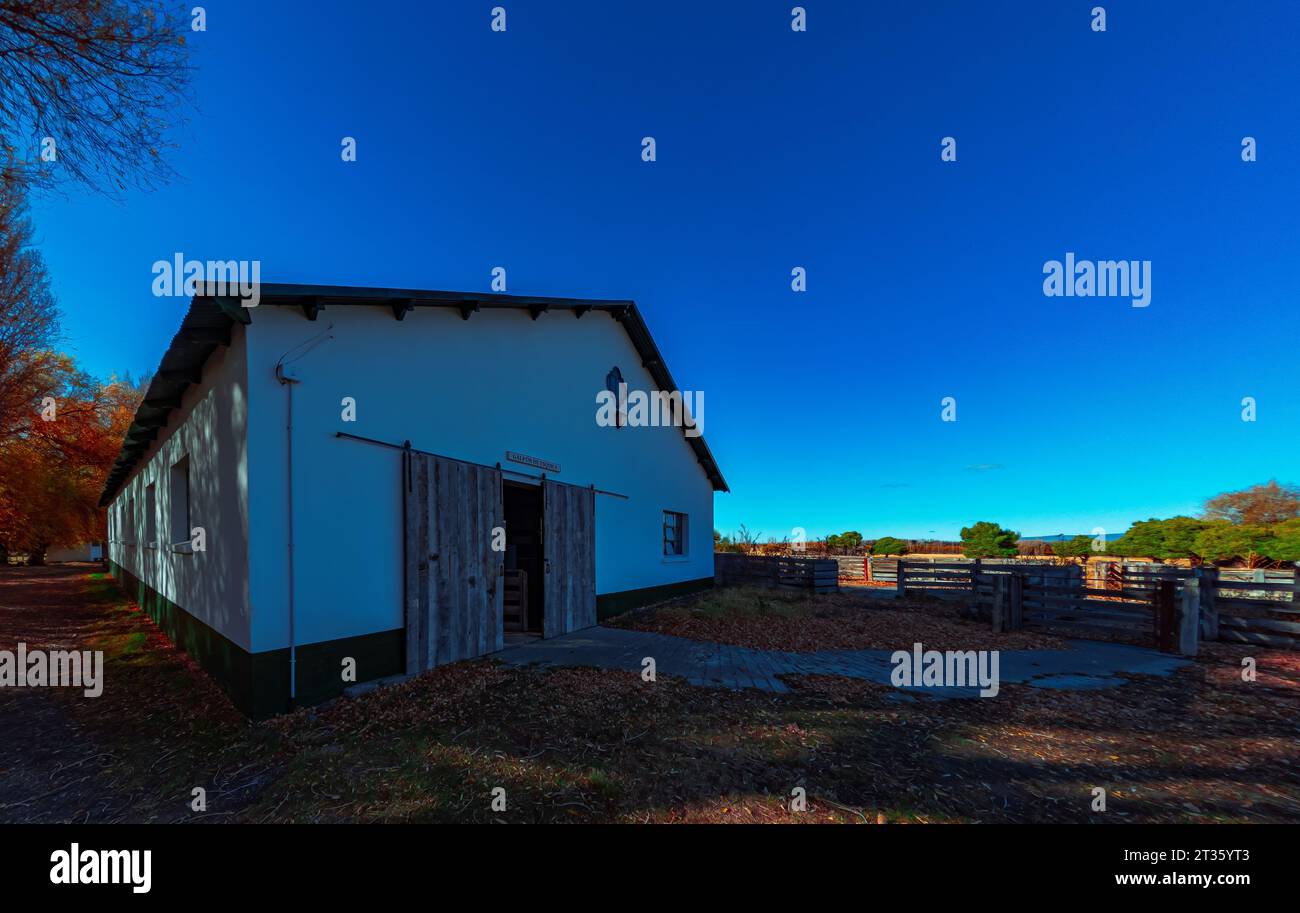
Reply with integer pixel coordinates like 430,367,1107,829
28,546,47,566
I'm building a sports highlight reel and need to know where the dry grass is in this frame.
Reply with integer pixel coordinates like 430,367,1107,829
2,568,1297,824
608,585,1068,652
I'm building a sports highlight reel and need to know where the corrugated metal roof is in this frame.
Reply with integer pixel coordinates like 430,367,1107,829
98,284,729,505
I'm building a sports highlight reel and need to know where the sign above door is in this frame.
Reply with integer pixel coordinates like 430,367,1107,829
506,451,560,474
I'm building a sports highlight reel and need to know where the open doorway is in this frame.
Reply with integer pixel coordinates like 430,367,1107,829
502,480,545,635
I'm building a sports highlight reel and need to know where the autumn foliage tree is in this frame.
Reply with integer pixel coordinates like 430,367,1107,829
0,1,190,562
1202,480,1300,526
0,176,141,562
0,357,140,562
0,353,139,561
0,173,58,441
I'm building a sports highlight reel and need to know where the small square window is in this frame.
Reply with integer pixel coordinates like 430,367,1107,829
663,511,687,557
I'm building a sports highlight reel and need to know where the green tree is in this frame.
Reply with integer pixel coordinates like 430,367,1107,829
838,530,863,552
959,521,1019,558
1109,517,1208,561
871,536,908,556
1156,517,1210,560
1051,534,1095,558
1265,519,1300,563
1108,519,1163,558
1193,523,1276,568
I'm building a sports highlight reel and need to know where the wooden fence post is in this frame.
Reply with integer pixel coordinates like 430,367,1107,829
1197,567,1219,642
991,574,1007,633
897,560,907,597
1153,579,1176,652
1007,572,1023,631
1178,576,1201,656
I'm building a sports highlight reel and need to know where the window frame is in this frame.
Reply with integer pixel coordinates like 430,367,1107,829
122,496,135,545
169,455,191,548
662,510,688,558
144,482,157,547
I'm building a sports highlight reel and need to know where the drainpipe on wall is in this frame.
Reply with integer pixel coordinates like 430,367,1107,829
273,325,334,707
274,363,300,702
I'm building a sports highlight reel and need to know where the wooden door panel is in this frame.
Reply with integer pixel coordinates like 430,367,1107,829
404,452,503,673
543,481,596,638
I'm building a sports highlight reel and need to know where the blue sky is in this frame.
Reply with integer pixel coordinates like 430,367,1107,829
30,1,1300,540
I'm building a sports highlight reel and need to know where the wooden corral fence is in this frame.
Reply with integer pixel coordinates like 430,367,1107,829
974,567,1155,644
835,555,868,583
894,558,1070,597
866,556,964,584
869,558,900,584
1119,565,1300,650
714,553,839,594
967,564,1300,654
898,560,979,595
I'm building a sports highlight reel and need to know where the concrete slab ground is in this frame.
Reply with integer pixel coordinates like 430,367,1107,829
494,625,1188,698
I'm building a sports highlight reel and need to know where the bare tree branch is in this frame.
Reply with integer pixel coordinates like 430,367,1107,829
0,0,192,195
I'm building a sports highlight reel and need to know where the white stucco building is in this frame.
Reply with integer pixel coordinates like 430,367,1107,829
101,285,726,717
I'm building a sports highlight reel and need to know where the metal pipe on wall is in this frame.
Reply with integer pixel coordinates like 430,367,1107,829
274,364,299,700
273,324,334,705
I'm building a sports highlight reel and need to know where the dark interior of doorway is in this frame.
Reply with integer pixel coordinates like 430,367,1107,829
503,480,544,633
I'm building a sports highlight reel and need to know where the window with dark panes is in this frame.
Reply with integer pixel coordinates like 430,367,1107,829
663,510,687,556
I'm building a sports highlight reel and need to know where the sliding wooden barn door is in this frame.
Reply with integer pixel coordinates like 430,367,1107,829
542,480,597,638
404,452,504,673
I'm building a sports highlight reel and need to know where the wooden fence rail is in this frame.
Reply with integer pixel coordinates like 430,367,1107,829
835,556,868,582
1118,566,1300,649
714,553,838,594
900,559,1080,600
971,565,1300,654
715,554,1299,651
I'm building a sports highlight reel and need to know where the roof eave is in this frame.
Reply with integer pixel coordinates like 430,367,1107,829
98,287,729,505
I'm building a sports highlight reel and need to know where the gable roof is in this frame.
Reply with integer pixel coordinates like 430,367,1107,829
98,283,728,506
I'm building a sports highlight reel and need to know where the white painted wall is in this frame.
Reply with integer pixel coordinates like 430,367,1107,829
243,305,716,652
105,326,252,649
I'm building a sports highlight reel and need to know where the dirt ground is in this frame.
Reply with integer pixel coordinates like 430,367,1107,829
1,566,1297,823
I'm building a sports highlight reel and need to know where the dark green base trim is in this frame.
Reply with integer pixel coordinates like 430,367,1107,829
109,559,260,714
596,576,714,620
107,561,404,719
283,628,405,709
